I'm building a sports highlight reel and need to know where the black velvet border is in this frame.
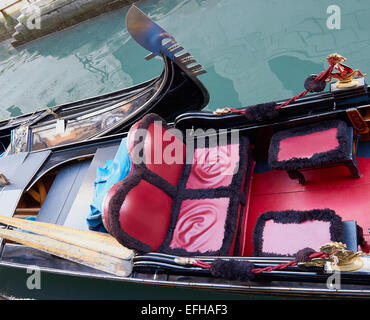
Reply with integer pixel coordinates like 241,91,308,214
252,209,344,257
244,101,279,121
158,135,250,256
268,120,350,170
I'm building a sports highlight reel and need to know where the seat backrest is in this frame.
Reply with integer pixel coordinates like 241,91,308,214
104,113,251,256
103,114,185,252
159,136,250,256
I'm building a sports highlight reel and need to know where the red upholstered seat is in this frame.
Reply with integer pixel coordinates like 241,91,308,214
103,113,252,256
276,128,339,161
268,120,360,184
252,209,344,256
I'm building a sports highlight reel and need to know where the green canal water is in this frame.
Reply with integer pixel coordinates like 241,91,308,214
0,0,370,120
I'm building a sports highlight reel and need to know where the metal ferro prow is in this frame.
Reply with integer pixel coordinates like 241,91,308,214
126,5,206,77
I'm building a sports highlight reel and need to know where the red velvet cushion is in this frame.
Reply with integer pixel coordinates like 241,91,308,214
277,128,339,161
269,120,351,170
262,220,331,255
160,135,251,256
118,180,173,251
253,209,343,256
186,144,240,189
169,198,230,253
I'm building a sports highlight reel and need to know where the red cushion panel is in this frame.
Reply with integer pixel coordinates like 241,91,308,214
119,180,173,251
262,220,331,255
277,128,339,161
143,122,185,186
252,209,343,256
268,120,351,172
169,198,230,253
186,144,240,189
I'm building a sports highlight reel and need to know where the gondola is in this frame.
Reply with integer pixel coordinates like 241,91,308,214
0,5,209,156
1,8,370,301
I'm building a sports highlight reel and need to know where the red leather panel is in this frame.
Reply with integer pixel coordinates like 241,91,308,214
170,198,230,253
277,128,339,161
143,122,185,186
119,180,173,251
262,220,331,255
186,144,240,189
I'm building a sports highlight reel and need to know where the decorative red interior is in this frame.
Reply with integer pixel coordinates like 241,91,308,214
108,114,370,257
277,128,339,161
119,180,173,251
103,118,185,251
186,144,239,189
105,114,251,255
261,220,331,255
170,198,230,253
242,156,370,256
143,122,185,186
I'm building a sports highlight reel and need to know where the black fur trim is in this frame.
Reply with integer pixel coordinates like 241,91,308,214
268,120,350,171
295,247,316,263
304,75,326,93
252,209,344,257
158,135,250,256
244,102,279,121
210,259,255,281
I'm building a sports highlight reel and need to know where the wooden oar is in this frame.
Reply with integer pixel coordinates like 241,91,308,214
0,215,134,260
0,228,132,277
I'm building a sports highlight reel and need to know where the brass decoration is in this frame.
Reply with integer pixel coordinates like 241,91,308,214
213,108,231,115
327,53,367,89
301,242,368,272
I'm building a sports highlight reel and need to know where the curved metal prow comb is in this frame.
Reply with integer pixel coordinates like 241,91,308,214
126,5,207,77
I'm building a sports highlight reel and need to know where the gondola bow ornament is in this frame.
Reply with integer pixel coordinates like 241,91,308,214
302,242,369,272
215,53,367,118
126,5,206,77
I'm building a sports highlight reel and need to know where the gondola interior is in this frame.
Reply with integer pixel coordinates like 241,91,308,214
2,6,370,299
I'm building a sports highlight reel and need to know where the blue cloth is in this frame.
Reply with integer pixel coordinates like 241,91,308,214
87,138,131,232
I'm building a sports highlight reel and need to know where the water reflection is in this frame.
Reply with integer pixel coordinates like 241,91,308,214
6,105,22,117
0,0,370,119
268,55,325,94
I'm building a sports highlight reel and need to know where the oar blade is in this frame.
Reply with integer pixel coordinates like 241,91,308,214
0,228,132,277
0,215,134,260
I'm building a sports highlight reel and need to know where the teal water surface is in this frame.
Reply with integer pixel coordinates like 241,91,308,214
0,0,370,120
